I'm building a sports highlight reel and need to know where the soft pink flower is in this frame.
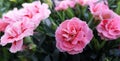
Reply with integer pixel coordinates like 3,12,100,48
0,20,34,47
89,1,116,20
55,0,76,11
96,17,120,40
22,1,51,27
0,19,9,32
98,10,119,20
76,0,99,6
55,17,93,55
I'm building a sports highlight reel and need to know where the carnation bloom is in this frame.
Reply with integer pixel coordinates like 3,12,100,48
76,0,99,6
89,1,116,20
55,17,93,55
96,16,120,40
0,20,34,53
21,1,51,28
55,0,76,11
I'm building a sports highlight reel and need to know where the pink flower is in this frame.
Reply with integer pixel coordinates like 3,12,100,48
55,0,76,11
0,20,34,53
76,0,99,6
96,17,120,40
22,1,51,27
3,1,51,29
98,10,119,20
55,17,93,55
0,19,9,32
89,1,116,20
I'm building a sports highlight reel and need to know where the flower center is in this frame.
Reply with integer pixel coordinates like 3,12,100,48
62,28,77,42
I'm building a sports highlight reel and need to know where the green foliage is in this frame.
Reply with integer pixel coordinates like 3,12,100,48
0,0,33,17
115,1,120,15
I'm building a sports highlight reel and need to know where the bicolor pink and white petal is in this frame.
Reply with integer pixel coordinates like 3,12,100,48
55,0,76,11
21,1,51,27
76,0,99,6
2,8,23,23
10,40,23,53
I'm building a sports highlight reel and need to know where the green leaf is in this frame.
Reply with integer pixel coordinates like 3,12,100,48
44,55,51,61
115,2,120,15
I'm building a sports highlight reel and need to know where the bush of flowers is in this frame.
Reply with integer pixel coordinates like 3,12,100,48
0,0,120,61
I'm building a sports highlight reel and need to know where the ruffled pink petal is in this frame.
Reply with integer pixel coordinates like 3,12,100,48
9,40,23,53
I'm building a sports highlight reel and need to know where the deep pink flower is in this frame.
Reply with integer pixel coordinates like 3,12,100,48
55,17,93,55
55,0,76,11
96,16,120,40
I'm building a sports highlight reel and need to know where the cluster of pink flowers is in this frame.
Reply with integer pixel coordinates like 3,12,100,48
0,1,51,53
55,0,120,40
54,0,98,54
55,0,120,55
89,0,120,40
89,1,117,20
0,0,120,55
54,0,100,11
